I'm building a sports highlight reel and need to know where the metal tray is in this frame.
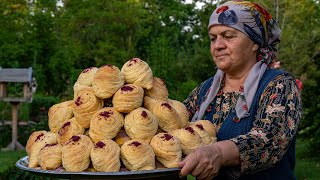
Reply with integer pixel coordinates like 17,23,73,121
16,156,181,179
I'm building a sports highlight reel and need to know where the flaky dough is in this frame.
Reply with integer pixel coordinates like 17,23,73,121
48,100,74,133
112,84,144,113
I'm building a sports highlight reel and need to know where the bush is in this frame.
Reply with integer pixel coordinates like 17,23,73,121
0,165,58,180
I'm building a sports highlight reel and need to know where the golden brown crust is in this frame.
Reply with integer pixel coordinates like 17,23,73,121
121,58,153,89
168,99,190,128
62,135,93,172
92,64,125,99
120,139,155,171
57,117,85,145
91,140,121,172
144,77,168,100
89,107,124,143
48,100,74,133
150,133,182,168
38,143,62,170
124,107,158,143
112,84,144,113
73,88,104,129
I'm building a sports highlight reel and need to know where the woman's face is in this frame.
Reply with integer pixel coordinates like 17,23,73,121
209,25,258,76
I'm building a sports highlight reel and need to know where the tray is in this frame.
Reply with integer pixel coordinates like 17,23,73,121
16,156,181,179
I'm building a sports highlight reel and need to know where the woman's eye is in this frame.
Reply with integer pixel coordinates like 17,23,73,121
210,37,216,42
224,35,233,39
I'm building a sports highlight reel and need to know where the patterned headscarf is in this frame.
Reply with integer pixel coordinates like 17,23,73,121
208,1,281,65
192,1,281,122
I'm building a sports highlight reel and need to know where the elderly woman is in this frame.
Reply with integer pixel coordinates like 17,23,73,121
180,1,302,180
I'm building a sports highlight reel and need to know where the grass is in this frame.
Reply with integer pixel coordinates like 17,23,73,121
0,150,26,173
0,138,319,179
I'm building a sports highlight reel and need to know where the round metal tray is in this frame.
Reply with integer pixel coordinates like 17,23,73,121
16,156,181,179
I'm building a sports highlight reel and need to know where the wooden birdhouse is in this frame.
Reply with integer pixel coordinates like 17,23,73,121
0,67,37,102
0,67,37,151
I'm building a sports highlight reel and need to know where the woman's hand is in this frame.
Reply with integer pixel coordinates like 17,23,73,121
179,140,240,180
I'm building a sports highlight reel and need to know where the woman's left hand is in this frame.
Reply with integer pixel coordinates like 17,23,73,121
179,143,223,180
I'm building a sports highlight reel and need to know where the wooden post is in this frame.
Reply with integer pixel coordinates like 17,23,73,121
2,102,25,151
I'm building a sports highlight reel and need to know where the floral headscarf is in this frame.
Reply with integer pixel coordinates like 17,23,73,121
208,1,281,65
192,1,282,121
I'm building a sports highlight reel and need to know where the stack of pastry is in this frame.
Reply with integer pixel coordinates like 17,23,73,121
26,57,217,173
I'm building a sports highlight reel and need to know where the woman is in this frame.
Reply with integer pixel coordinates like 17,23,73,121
179,1,302,180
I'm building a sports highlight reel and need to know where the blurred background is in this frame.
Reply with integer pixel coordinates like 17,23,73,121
0,0,320,179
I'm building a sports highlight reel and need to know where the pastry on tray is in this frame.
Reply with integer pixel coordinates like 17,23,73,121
48,100,74,133
144,77,169,100
57,117,85,145
112,84,144,113
38,143,62,170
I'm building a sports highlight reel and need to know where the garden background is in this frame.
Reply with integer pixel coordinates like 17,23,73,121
1,0,320,179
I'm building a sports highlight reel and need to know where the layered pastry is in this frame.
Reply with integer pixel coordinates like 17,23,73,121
147,99,181,132
91,140,121,172
124,107,158,143
27,131,57,168
112,84,144,113
170,127,204,155
168,99,190,128
189,120,217,141
73,87,104,129
62,135,93,172
92,64,125,99
121,58,153,89
144,77,168,100
26,130,47,156
89,107,124,143
73,67,98,96
143,96,158,112
189,122,216,145
57,117,85,145
38,143,62,170
48,100,74,133
150,133,182,168
120,139,155,171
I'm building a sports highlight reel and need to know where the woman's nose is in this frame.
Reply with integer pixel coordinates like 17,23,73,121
214,36,226,50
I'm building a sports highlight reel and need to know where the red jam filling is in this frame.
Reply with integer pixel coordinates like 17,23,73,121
35,133,44,142
82,67,94,73
121,85,134,92
196,124,204,131
185,126,195,135
99,111,112,118
161,133,173,141
71,135,81,142
128,58,140,66
161,103,172,110
129,141,141,147
75,97,82,106
62,121,71,129
95,141,106,148
141,111,148,118
44,143,58,148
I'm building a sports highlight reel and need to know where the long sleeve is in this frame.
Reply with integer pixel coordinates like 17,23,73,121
230,74,302,174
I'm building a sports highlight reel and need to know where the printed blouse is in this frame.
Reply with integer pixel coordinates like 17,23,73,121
183,74,302,174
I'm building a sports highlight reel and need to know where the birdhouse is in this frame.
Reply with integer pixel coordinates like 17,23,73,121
0,67,37,102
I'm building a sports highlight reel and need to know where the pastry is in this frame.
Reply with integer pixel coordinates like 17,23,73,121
168,99,190,128
143,96,158,112
89,107,124,143
120,139,155,171
91,140,121,172
92,64,125,99
121,58,153,89
76,67,98,86
27,131,57,168
73,87,104,129
189,120,217,140
73,82,92,97
147,99,182,132
26,130,47,156
113,128,131,147
189,122,216,145
62,135,93,172
124,107,158,143
144,77,168,100
48,100,74,133
57,117,85,145
170,127,204,155
38,143,62,170
150,133,182,168
112,84,144,113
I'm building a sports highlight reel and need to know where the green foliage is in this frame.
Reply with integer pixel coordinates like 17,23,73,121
29,96,59,122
